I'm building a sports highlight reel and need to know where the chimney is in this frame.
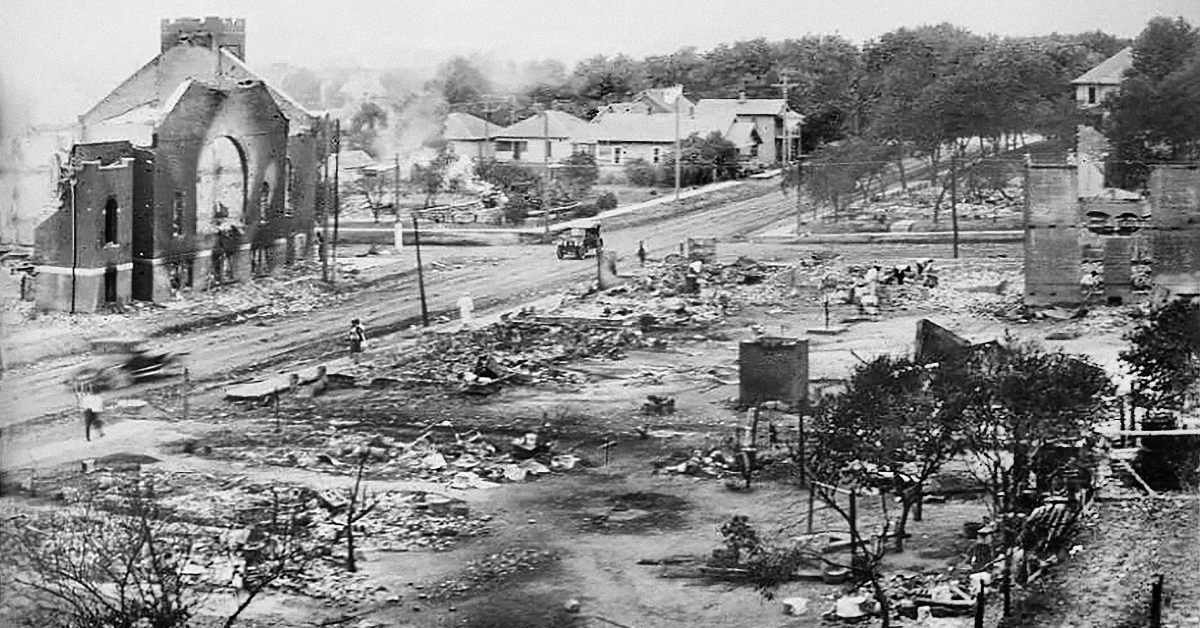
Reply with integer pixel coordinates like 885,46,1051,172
738,91,746,103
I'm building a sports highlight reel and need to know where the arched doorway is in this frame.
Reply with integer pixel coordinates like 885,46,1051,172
195,136,246,284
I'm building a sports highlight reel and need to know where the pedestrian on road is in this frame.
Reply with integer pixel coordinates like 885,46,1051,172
348,319,367,363
457,293,475,327
637,241,647,266
81,391,105,441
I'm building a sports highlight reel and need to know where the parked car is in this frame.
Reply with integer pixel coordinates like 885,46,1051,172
555,223,603,259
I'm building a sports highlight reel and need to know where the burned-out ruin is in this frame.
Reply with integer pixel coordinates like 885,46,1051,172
31,17,329,312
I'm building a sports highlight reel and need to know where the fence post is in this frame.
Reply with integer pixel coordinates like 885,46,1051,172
1150,574,1164,628
806,484,816,534
182,368,189,420
974,588,986,628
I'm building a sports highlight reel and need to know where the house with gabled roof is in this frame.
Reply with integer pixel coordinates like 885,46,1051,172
693,97,801,164
33,17,330,312
1071,47,1133,109
573,110,763,171
594,88,697,118
489,110,590,163
444,112,496,159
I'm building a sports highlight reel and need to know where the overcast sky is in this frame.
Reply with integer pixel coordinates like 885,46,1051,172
2,0,1198,125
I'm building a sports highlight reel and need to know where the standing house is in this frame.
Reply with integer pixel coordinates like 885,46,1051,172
444,112,495,160
489,111,590,164
1071,47,1133,110
33,17,329,312
692,97,801,164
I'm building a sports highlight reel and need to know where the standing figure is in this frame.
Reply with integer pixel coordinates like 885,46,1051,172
457,292,475,327
637,241,647,266
81,392,105,441
348,319,367,363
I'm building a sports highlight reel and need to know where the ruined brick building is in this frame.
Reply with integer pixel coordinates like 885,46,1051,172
1022,161,1200,307
34,17,329,312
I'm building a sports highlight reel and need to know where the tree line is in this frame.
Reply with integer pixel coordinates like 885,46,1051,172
430,25,1127,153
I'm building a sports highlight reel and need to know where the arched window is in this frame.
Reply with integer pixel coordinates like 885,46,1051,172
196,136,246,235
284,158,295,218
103,197,119,245
258,181,270,225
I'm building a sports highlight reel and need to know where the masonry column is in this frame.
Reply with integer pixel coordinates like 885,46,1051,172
1024,164,1082,306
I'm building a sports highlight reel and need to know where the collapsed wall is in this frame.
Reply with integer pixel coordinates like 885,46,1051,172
1024,164,1082,306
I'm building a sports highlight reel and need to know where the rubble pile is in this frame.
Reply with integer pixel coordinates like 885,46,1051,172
203,427,581,487
389,313,652,390
570,257,799,329
19,468,495,603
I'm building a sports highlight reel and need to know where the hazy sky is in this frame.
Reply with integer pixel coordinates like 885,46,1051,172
2,0,1198,125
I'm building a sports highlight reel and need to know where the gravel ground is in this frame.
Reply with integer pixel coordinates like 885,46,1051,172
1010,497,1200,628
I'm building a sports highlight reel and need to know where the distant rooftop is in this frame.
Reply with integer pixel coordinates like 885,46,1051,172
1072,47,1134,85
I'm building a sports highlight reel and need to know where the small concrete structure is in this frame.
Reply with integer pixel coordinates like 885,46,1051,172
738,337,808,408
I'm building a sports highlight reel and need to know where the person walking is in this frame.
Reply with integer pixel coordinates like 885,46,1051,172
347,319,367,363
637,241,647,266
81,391,105,441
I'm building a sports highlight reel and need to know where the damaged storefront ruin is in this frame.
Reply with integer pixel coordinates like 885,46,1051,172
1023,161,1154,307
32,17,329,312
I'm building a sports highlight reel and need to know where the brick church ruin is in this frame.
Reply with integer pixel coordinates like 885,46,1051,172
33,17,330,312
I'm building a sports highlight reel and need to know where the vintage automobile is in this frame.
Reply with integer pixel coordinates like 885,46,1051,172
70,338,187,392
555,223,603,259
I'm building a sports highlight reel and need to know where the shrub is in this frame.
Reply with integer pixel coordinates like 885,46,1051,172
623,158,659,187
596,191,618,211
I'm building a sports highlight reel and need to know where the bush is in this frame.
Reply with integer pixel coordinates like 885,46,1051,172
573,203,600,218
596,191,618,211
624,158,659,187
560,152,600,198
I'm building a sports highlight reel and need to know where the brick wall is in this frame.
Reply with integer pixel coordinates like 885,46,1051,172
1024,165,1083,305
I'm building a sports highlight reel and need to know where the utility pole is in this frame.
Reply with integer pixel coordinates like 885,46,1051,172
332,118,342,281
951,149,960,259
393,153,400,215
480,98,498,161
412,216,429,327
671,85,683,200
543,105,551,234
321,119,331,282
772,71,796,164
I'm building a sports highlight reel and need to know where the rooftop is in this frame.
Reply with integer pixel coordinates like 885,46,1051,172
1072,47,1134,85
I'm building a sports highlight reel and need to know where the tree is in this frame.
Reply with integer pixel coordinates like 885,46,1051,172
433,56,492,105
345,102,388,157
3,478,314,628
959,340,1111,617
558,151,599,199
1105,18,1200,189
412,145,458,208
571,54,645,111
473,158,543,225
662,132,741,187
623,157,658,187
1121,298,1200,412
804,137,894,216
333,453,380,573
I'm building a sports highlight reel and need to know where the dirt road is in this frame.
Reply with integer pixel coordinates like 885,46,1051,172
1,182,789,426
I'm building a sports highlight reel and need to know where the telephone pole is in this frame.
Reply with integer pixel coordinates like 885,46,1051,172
332,118,341,282
772,71,796,163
